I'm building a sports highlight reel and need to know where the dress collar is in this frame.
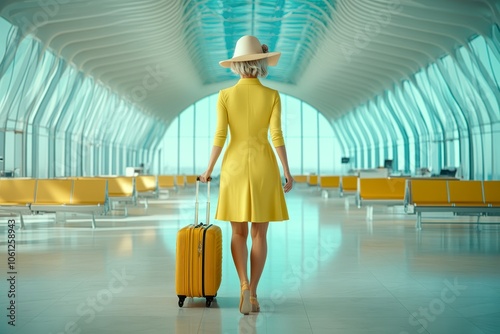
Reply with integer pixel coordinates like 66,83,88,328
236,78,262,85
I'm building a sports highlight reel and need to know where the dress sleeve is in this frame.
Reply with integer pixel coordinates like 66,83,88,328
213,90,228,147
270,91,285,147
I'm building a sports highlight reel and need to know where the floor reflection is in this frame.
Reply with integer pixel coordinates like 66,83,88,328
0,185,499,334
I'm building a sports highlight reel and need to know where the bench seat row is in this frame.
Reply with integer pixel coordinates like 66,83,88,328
405,179,500,229
356,177,500,228
318,175,358,197
311,175,500,228
0,178,107,229
0,175,198,228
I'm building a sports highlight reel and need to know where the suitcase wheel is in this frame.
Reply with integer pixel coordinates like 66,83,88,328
178,296,186,307
206,297,214,307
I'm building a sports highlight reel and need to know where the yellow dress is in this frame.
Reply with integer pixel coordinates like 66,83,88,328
213,78,289,222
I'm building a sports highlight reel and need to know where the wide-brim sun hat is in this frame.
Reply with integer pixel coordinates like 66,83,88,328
219,35,281,68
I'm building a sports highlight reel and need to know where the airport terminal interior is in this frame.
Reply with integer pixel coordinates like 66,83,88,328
0,0,500,333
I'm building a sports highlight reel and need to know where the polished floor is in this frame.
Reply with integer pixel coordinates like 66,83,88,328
1,184,500,334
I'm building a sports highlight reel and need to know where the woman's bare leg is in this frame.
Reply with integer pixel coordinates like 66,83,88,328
230,222,249,285
231,222,251,314
249,222,269,297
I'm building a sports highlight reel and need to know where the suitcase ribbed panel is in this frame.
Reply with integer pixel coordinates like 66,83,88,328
176,224,222,298
202,225,222,296
175,225,189,296
176,225,200,297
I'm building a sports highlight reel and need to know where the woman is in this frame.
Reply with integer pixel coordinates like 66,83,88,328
199,35,293,315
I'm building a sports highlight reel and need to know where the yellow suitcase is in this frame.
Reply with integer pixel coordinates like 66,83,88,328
176,178,222,307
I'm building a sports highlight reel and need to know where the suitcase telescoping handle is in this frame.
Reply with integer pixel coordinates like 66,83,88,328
195,176,212,226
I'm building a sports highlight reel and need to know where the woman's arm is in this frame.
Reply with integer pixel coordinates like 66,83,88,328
275,145,293,193
199,145,223,182
270,92,293,193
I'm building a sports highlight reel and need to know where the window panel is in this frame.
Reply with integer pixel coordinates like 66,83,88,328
319,136,334,174
286,137,302,175
0,18,10,61
179,137,194,174
492,123,500,180
283,94,301,138
302,103,317,138
302,138,318,174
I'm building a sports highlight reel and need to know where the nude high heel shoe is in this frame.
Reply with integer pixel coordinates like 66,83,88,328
250,296,260,312
240,282,251,315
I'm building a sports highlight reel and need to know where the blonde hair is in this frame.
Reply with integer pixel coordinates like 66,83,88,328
230,59,268,77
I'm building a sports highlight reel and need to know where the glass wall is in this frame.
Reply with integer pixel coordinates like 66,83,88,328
0,18,166,178
156,93,342,176
333,25,500,180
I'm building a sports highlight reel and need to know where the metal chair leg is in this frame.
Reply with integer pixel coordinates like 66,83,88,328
366,206,373,221
416,212,422,230
20,214,26,230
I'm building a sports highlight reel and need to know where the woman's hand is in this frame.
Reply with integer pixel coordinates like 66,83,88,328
283,174,294,193
199,170,211,183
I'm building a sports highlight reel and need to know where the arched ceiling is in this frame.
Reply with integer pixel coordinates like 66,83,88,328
1,0,498,125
